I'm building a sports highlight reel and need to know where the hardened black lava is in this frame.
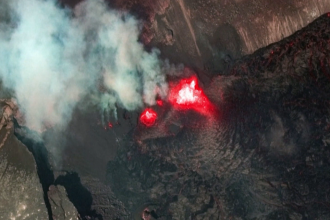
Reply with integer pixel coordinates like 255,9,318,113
14,120,103,220
106,13,330,219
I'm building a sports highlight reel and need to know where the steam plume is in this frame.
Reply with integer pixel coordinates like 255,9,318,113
0,0,168,132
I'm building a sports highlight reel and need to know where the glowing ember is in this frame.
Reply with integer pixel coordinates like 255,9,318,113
156,99,163,106
140,108,157,126
169,76,213,114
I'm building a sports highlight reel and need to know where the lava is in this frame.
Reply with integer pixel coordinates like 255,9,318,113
139,76,214,127
140,108,157,126
156,99,163,106
168,76,213,114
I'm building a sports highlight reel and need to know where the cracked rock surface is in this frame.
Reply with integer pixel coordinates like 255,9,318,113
106,14,330,219
0,100,49,220
108,0,330,72
3,1,330,220
48,185,78,220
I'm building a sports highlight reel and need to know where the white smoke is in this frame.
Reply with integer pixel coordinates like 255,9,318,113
0,0,168,132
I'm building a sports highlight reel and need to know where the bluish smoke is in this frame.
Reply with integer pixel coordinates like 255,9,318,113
0,0,168,132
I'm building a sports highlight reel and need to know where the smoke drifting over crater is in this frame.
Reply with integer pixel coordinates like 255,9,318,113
0,0,168,132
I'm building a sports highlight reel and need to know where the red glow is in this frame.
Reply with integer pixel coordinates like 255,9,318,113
156,99,163,106
108,122,113,128
168,76,213,114
140,108,157,126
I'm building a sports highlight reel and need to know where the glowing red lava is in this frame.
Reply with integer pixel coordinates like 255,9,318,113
139,76,215,127
156,99,163,106
140,108,157,126
168,76,213,114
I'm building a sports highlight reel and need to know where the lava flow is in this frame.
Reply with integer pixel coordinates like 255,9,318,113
140,108,157,127
139,76,214,127
168,76,213,114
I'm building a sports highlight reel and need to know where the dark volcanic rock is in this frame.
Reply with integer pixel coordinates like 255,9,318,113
48,185,78,220
7,1,330,219
60,0,330,72
53,172,103,219
106,14,330,219
80,176,130,220
0,128,49,219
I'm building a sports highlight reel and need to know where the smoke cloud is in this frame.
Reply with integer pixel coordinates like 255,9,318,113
0,0,168,132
